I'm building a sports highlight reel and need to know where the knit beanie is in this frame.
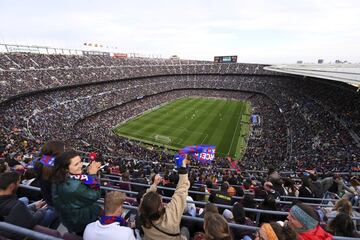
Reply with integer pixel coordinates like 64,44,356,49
290,205,318,230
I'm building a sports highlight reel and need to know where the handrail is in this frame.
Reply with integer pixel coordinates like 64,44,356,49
15,184,353,217
102,163,360,176
104,201,360,240
101,178,360,209
102,174,351,202
18,184,360,221
280,195,338,202
0,222,62,240
102,178,211,195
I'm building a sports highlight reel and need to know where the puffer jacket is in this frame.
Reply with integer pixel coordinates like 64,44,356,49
298,225,333,240
52,176,101,233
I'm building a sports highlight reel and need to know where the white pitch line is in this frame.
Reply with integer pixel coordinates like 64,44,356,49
227,114,241,155
201,134,208,144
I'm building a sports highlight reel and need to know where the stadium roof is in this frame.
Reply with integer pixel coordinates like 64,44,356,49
264,64,360,87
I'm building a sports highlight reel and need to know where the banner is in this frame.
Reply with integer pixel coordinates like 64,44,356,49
174,145,216,167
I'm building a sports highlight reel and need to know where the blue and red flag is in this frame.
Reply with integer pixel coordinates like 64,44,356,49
39,155,56,167
175,145,216,167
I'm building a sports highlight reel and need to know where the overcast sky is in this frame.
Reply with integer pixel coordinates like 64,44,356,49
0,0,359,63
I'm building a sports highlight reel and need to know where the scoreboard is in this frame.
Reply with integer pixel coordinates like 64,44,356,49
214,55,237,63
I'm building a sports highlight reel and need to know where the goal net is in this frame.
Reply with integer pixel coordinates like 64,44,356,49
154,134,172,144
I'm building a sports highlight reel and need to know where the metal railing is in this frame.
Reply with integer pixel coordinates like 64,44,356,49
0,222,62,240
103,173,354,203
101,178,359,209
19,184,360,222
15,184,360,240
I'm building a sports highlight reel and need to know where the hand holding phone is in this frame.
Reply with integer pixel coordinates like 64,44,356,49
88,161,101,175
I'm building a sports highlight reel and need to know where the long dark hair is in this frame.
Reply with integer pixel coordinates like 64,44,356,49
139,191,165,228
35,140,65,181
269,222,297,240
328,213,358,237
41,140,65,156
232,202,246,224
52,150,79,184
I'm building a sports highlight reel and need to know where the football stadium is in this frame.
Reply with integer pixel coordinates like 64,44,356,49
113,97,251,158
1,1,360,240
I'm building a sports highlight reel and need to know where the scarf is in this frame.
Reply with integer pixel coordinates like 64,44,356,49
69,174,100,190
174,145,216,167
100,215,127,226
39,155,56,167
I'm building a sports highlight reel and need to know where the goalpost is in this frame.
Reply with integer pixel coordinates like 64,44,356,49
154,134,172,144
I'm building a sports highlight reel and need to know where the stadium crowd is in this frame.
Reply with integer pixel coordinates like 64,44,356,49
0,52,360,239
0,52,266,102
0,139,360,239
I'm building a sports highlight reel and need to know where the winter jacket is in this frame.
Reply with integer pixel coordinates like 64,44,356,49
209,190,235,213
52,176,102,233
0,194,45,239
298,225,333,240
319,177,353,196
141,168,190,240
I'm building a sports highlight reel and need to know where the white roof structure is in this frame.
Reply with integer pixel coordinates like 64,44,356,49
264,64,360,87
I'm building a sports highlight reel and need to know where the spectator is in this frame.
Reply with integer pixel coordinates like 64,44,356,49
119,171,131,191
271,178,286,197
298,177,317,202
222,209,234,222
203,213,232,240
209,182,233,213
227,186,237,197
327,212,360,237
198,203,219,218
258,194,278,224
254,222,297,240
288,203,332,240
283,178,299,197
320,174,354,196
17,168,42,202
255,181,280,200
34,140,65,206
52,150,102,235
231,202,255,239
0,171,48,239
83,191,135,240
139,157,190,240
183,196,196,217
0,161,10,173
242,194,257,221
326,198,360,230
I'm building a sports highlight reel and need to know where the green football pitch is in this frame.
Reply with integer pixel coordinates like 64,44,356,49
113,97,251,159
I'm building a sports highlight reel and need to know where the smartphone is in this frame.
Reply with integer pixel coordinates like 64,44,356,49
99,163,109,170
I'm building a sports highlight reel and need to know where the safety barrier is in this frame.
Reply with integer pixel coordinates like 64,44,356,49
13,184,360,240
19,184,360,224
0,222,62,240
101,178,359,209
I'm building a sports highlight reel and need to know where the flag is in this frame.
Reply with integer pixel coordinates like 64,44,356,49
39,155,56,167
175,145,216,167
227,156,240,171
